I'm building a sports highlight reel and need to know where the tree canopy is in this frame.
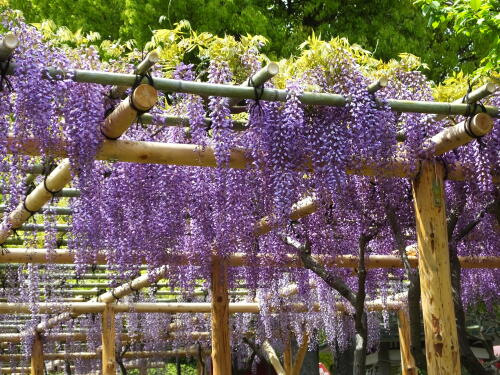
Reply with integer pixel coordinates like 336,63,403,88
6,0,494,81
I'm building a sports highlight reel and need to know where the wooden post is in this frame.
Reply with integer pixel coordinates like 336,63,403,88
210,255,231,375
30,333,44,375
139,360,148,375
412,160,460,374
283,338,292,375
291,333,309,375
397,309,417,375
101,303,116,375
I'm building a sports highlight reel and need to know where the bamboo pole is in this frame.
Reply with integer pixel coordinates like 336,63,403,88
101,303,116,375
367,77,388,94
1,248,499,268
109,51,159,99
435,83,497,120
139,113,248,131
0,84,157,245
0,34,19,61
210,256,231,375
29,67,498,117
7,136,499,183
30,333,44,375
228,62,279,106
291,333,309,375
412,160,460,374
425,113,494,156
397,309,417,375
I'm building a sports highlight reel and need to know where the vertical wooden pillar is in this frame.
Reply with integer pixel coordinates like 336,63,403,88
197,358,204,375
412,160,460,374
397,309,417,375
101,303,116,375
139,361,148,375
30,333,44,375
210,255,231,375
283,338,292,375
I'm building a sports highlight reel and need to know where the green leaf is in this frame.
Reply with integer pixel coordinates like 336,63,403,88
432,21,440,28
470,0,481,11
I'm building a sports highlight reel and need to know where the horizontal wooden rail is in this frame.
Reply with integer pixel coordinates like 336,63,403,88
1,248,498,268
6,136,499,183
0,301,402,315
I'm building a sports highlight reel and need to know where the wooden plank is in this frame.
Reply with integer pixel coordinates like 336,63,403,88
412,160,460,374
30,333,44,375
210,256,231,375
397,309,417,375
101,303,116,375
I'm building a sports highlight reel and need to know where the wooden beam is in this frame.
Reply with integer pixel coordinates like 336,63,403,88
210,256,231,375
101,84,157,139
7,136,500,183
2,248,499,268
397,309,417,375
426,113,493,156
412,160,460,374
30,333,44,375
101,303,116,375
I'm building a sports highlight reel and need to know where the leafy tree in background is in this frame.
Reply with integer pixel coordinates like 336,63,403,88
416,0,499,77
5,0,493,81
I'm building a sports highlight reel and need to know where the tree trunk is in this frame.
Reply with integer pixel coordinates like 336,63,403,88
334,342,354,375
449,243,488,375
353,312,367,375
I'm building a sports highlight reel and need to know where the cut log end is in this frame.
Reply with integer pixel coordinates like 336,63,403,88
470,112,494,136
379,77,389,87
266,62,279,76
485,82,497,95
147,51,160,64
132,84,158,111
2,34,19,50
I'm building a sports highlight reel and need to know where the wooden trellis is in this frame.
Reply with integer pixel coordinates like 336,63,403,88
0,36,498,375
